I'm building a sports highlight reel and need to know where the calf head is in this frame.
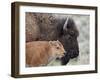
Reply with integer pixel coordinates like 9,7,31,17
49,40,66,59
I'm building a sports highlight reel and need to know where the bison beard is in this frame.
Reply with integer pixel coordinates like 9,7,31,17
26,13,79,65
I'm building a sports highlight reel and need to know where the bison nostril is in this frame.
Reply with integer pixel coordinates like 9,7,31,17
70,50,79,59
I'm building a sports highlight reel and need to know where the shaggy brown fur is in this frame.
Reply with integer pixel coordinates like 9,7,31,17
26,13,40,42
26,40,65,67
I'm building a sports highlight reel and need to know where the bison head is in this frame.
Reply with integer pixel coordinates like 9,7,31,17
59,17,79,65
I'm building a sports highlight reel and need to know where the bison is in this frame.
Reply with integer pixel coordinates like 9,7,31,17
26,12,79,65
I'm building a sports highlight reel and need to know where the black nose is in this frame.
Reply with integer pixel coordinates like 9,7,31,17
70,49,79,59
61,52,70,65
61,49,79,65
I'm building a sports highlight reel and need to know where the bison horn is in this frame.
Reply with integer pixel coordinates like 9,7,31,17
63,17,69,31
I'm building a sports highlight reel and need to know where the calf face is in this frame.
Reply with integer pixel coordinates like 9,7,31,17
49,40,66,58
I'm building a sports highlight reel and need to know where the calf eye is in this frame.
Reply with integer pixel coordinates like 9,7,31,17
56,47,60,49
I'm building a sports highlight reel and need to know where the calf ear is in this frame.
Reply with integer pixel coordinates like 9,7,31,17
49,41,56,46
49,41,54,46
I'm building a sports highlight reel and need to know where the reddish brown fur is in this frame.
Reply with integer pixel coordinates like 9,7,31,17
26,41,65,67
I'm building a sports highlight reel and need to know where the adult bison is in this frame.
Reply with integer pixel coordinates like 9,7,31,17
26,13,79,65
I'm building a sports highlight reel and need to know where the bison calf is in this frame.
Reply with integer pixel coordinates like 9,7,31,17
26,40,66,67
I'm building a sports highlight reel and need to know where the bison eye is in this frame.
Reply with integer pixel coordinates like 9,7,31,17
70,31,74,36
